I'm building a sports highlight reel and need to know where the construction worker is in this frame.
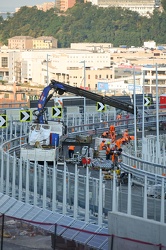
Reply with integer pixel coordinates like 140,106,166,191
115,138,122,149
116,113,122,125
110,146,122,167
106,141,111,160
99,140,106,150
102,131,108,138
123,129,129,143
109,125,116,143
68,145,75,158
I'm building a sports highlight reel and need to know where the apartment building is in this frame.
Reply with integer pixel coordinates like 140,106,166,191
8,36,57,50
56,0,76,12
56,66,114,90
8,36,33,50
88,0,161,16
1,44,166,98
70,43,113,51
33,36,57,49
0,46,9,81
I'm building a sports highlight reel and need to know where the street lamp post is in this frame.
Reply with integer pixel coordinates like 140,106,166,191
80,60,86,125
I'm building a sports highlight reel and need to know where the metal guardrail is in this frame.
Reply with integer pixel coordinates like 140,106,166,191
121,146,166,186
0,117,166,227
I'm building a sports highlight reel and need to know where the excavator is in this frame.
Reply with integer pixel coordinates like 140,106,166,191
33,79,135,124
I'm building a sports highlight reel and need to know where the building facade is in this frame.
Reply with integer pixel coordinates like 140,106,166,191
33,36,57,49
89,0,161,16
1,44,166,100
8,36,57,50
56,0,76,12
8,36,33,50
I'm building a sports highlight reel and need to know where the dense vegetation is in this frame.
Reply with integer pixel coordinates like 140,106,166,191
0,3,166,48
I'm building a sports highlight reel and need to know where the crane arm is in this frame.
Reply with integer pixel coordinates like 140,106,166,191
35,79,135,123
50,79,135,114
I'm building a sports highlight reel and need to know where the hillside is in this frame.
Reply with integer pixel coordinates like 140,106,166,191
0,3,166,47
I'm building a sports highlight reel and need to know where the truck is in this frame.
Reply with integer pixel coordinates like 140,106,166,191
20,121,64,163
20,79,135,163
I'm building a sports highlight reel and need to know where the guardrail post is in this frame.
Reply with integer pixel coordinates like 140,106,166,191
34,160,38,206
1,213,4,250
74,164,78,219
143,175,147,219
25,160,29,203
12,152,16,198
112,172,116,212
127,174,131,215
43,160,47,209
18,157,23,201
62,162,67,215
1,150,4,193
6,152,10,195
85,166,90,222
160,177,165,223
52,161,57,211
98,168,103,226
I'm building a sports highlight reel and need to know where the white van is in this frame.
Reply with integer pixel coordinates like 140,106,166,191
147,184,166,198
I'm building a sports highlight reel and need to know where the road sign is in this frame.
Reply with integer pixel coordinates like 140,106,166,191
97,102,106,112
0,115,7,128
52,106,62,118
144,97,151,107
20,110,31,122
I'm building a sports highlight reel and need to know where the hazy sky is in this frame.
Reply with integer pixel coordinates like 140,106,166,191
0,1,53,12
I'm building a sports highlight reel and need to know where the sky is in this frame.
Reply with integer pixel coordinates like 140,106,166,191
0,1,53,12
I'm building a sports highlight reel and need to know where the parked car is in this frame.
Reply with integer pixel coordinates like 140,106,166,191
147,184,166,199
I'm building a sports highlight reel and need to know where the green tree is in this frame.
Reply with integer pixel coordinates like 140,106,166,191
161,0,166,11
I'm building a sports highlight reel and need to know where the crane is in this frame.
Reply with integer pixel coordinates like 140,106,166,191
33,79,135,124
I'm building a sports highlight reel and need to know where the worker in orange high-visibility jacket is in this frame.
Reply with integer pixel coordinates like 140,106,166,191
123,129,129,143
109,125,116,142
116,113,122,125
68,145,75,158
99,140,106,150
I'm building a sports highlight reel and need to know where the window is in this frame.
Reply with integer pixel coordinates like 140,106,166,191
88,75,90,79
4,93,9,98
2,57,8,67
95,75,98,79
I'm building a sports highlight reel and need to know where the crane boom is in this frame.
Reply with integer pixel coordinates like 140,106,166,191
35,79,135,124
50,79,135,113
